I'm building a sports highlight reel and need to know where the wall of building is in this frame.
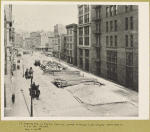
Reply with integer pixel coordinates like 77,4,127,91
90,5,138,91
77,5,92,71
48,37,54,49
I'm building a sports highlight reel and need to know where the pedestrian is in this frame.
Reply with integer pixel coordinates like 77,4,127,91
12,93,15,103
11,70,14,76
29,67,34,74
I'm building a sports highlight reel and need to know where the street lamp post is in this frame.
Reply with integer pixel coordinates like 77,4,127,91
29,68,33,117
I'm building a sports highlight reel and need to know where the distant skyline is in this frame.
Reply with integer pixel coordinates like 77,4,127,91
12,5,78,32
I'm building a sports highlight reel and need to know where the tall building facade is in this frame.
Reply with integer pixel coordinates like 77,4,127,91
14,33,23,48
48,37,54,51
30,32,40,49
4,5,14,75
77,5,92,71
66,24,77,65
53,24,66,57
77,5,138,91
24,38,31,50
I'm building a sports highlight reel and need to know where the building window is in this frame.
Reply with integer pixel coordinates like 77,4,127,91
110,36,113,46
96,23,99,33
96,10,100,19
126,53,133,66
85,37,89,45
67,44,69,48
96,10,99,19
107,51,117,63
96,49,100,59
110,6,113,16
67,50,69,55
70,51,72,56
115,36,117,46
79,16,83,24
96,23,101,33
130,17,133,30
84,5,89,13
58,46,60,50
67,36,69,41
79,27,83,36
58,39,60,44
107,65,117,80
125,5,129,12
70,29,72,35
114,5,118,15
96,62,101,75
125,18,128,30
99,23,101,32
106,22,109,32
85,59,89,71
70,36,72,42
126,35,128,47
106,36,109,46
85,49,89,57
70,44,72,49
114,20,117,31
126,70,133,86
67,30,69,35
130,5,133,11
79,49,83,56
130,35,133,47
79,6,83,15
110,21,113,32
106,7,109,17
96,36,100,46
85,26,89,35
84,14,89,23
80,58,83,68
79,37,83,45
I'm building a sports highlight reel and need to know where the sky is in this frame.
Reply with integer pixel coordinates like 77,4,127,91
12,5,78,32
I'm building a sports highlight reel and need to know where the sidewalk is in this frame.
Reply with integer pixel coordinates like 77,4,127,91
4,57,30,117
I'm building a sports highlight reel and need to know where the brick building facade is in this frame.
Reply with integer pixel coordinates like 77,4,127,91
66,24,77,65
77,5,138,91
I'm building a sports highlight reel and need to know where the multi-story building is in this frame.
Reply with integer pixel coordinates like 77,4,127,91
53,24,66,57
24,38,31,50
66,24,77,65
77,5,91,71
35,32,52,51
30,32,40,49
14,33,23,48
4,5,14,75
77,5,138,91
57,34,66,60
48,37,54,52
22,32,30,39
64,36,67,60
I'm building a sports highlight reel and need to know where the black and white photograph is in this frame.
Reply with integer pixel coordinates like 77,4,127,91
1,1,149,120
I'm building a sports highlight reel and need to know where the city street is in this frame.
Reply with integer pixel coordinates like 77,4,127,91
5,50,138,117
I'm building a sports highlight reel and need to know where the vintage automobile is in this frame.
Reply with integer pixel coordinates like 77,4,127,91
29,85,40,99
34,60,41,66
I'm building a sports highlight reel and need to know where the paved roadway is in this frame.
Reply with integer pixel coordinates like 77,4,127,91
5,50,138,117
